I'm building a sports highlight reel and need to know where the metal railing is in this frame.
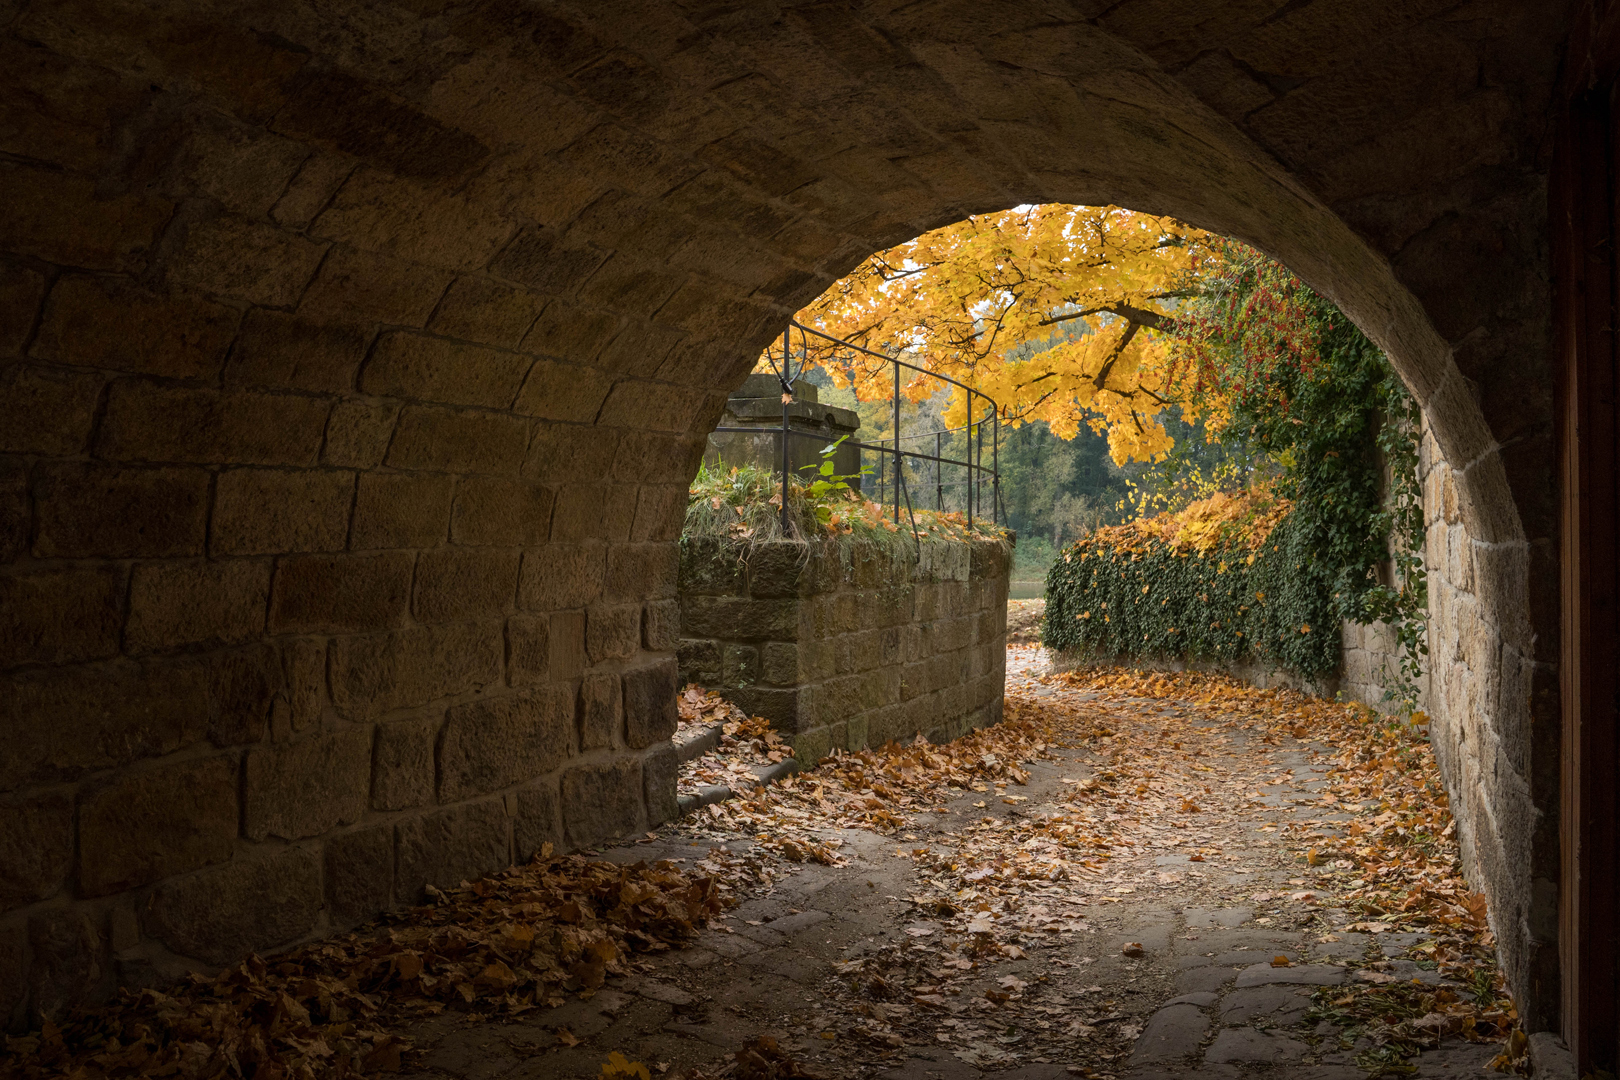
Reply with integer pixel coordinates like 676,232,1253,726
709,319,1002,544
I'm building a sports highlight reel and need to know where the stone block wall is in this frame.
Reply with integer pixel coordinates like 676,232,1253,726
677,537,1012,762
2,447,689,1029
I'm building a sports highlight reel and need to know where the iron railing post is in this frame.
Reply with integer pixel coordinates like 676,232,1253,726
936,430,943,511
893,357,901,524
780,327,791,536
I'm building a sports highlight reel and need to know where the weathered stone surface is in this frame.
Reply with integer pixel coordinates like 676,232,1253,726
28,909,105,1023
395,800,511,902
0,792,73,911
562,758,643,848
0,919,27,1030
1203,1028,1309,1064
329,622,503,718
0,363,101,455
414,547,521,622
269,551,414,634
212,468,353,555
644,599,680,651
1234,963,1345,987
514,780,563,862
361,331,531,409
323,399,399,468
507,614,550,686
452,477,554,546
438,687,574,801
623,657,679,748
31,275,236,378
1220,984,1314,1025
580,671,622,750
350,472,454,550
1129,1003,1208,1064
226,310,369,394
244,728,372,841
586,603,640,662
372,711,441,810
518,545,606,611
33,463,209,558
325,823,395,925
126,559,270,654
144,848,323,965
549,611,586,680
78,755,239,897
642,742,679,827
0,565,124,668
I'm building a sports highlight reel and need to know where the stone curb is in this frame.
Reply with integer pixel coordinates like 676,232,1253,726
674,755,801,817
675,723,723,765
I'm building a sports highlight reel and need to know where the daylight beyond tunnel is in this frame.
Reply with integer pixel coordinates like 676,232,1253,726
0,0,1565,1039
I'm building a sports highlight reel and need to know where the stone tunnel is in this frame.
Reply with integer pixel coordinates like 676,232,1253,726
0,0,1605,1063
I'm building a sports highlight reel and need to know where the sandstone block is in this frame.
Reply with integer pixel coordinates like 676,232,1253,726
642,743,679,827
5,155,168,265
33,463,208,559
747,544,810,598
514,780,562,863
644,599,680,651
632,483,687,542
177,311,344,404
372,711,442,810
0,565,124,668
518,545,605,610
325,823,395,926
167,212,325,305
623,657,678,748
244,727,372,841
126,559,270,654
225,309,369,394
298,244,455,327
586,604,641,662
269,551,414,634
31,276,236,379
385,406,529,475
428,276,546,348
681,595,797,639
311,166,508,270
722,643,758,683
438,687,574,801
525,421,622,484
606,543,679,601
452,477,554,546
562,759,643,848
351,472,454,549
507,614,550,687
364,331,533,410
414,547,521,622
677,638,720,684
27,909,105,1024
395,800,511,902
205,644,279,747
0,660,212,789
550,483,636,543
144,848,322,965
0,460,25,563
323,399,400,468
0,263,47,353
760,642,799,686
580,671,622,750
519,293,619,362
0,364,101,455
329,622,503,719
0,792,72,912
0,920,26,1030
549,611,586,680
78,754,239,897
283,639,327,731
512,357,613,422
212,468,354,555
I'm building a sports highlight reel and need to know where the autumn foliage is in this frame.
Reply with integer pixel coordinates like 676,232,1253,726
786,204,1214,464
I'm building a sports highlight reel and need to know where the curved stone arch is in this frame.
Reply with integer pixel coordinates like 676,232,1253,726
0,0,1561,1030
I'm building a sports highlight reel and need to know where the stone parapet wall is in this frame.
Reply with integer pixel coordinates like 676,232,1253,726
677,537,1012,761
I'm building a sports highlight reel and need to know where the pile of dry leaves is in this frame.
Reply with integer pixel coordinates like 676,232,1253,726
3,854,731,1080
681,694,1067,868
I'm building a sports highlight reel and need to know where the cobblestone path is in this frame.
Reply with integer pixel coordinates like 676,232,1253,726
398,648,1498,1080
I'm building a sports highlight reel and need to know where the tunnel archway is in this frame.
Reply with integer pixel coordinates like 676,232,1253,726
0,0,1564,1037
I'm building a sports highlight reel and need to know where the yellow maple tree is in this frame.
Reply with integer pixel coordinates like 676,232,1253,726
777,204,1218,463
